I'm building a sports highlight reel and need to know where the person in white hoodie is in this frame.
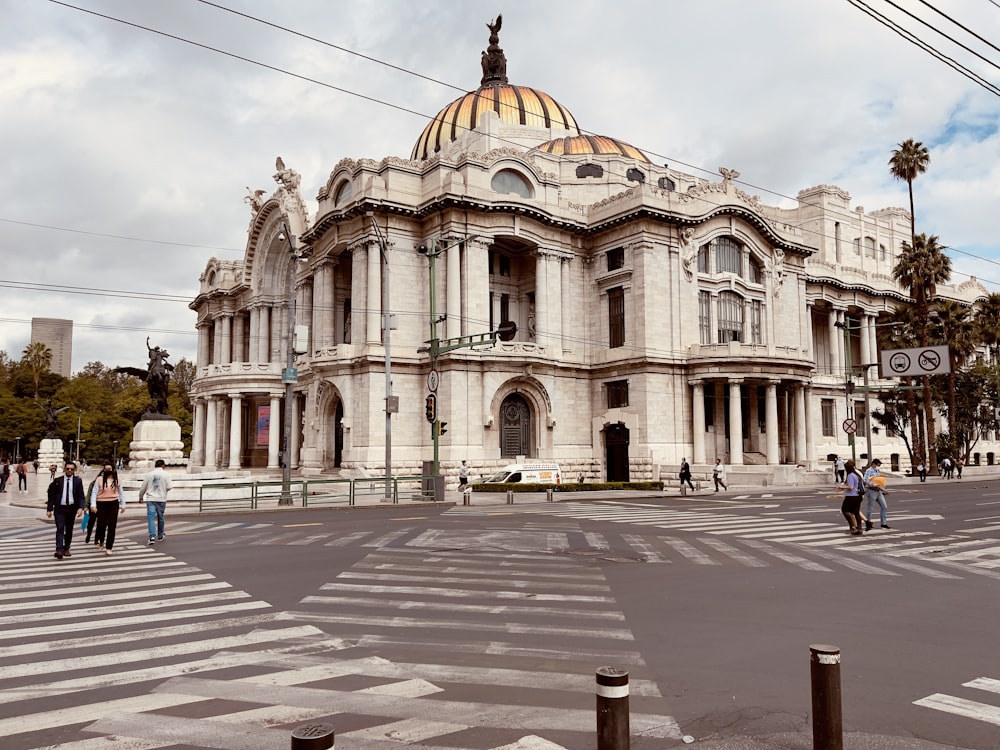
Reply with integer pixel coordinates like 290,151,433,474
138,459,173,545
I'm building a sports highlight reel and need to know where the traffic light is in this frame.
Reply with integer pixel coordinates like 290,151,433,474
437,420,448,437
425,394,436,423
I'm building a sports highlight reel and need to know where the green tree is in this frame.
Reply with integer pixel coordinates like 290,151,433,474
21,342,53,400
930,299,976,456
889,138,930,245
892,233,951,472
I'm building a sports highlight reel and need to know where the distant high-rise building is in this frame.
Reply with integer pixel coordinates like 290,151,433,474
30,318,73,377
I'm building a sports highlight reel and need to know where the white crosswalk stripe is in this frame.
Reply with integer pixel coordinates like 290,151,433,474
270,534,682,748
916,675,1000,728
502,501,1000,578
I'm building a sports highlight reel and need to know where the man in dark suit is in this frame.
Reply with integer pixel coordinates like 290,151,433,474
46,461,86,559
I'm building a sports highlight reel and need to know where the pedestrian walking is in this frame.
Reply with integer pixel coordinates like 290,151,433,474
45,461,86,559
712,458,728,492
0,460,9,493
917,460,927,482
679,458,694,493
16,460,28,493
138,459,172,545
835,456,846,483
862,458,889,530
33,458,39,474
956,458,964,479
458,460,471,495
941,456,953,479
90,463,126,555
840,459,864,535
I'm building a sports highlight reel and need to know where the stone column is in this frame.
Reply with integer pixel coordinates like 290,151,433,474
794,384,807,463
534,252,548,345
868,315,879,366
367,241,381,345
232,314,245,364
729,379,744,466
197,324,211,369
259,306,271,363
547,253,563,355
561,257,571,352
691,380,706,464
835,309,846,375
228,393,242,470
192,399,206,466
267,393,282,469
803,385,815,468
804,303,814,359
212,317,223,365
447,237,461,340
827,309,840,377
765,380,780,465
204,397,218,470
290,392,301,469
249,307,260,362
859,312,871,367
220,314,232,365
353,245,367,345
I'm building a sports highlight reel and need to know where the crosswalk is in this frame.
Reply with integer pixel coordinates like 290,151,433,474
450,501,1000,579
0,528,682,749
277,529,682,748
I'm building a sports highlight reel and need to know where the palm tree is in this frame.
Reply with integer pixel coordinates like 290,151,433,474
889,138,930,244
21,342,52,399
931,300,976,454
893,233,951,472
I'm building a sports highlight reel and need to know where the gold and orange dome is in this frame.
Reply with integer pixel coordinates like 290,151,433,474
412,83,581,162
411,14,581,161
534,134,649,163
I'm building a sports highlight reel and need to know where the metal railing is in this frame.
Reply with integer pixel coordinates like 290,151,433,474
197,475,436,511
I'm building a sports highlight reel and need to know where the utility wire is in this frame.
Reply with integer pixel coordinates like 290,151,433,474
37,2,1000,295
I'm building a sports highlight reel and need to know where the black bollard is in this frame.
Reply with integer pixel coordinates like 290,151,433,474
596,666,629,750
810,644,842,750
291,722,335,750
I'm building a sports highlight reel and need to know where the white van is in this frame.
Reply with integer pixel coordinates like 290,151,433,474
482,463,563,485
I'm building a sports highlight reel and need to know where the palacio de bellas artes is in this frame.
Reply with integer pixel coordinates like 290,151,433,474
188,16,992,490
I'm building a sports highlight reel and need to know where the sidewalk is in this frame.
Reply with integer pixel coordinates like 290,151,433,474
3,464,967,527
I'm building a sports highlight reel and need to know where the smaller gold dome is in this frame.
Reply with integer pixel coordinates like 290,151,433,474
535,135,650,163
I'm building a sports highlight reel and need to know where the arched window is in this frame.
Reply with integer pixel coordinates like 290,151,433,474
491,170,533,198
718,291,744,342
715,237,742,275
206,270,216,287
333,180,353,206
864,237,876,258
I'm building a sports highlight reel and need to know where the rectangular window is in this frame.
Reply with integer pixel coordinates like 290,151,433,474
697,246,709,273
606,380,629,408
608,287,625,348
750,299,763,344
704,385,715,428
717,292,743,343
500,294,510,324
499,254,511,277
699,291,712,344
821,399,835,437
606,246,624,271
715,237,742,275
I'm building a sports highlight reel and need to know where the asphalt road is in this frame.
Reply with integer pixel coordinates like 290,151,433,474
1,475,998,749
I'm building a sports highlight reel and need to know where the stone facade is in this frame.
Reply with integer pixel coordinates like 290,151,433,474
188,23,997,483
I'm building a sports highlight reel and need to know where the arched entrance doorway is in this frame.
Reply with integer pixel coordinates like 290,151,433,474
605,423,630,482
500,394,531,458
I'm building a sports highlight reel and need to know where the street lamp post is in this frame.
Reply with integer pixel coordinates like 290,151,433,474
75,410,82,463
367,211,394,503
278,221,311,505
14,437,20,462
113,440,119,465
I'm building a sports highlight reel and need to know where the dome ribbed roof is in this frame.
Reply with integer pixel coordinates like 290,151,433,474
411,15,581,161
412,84,581,162
534,135,650,163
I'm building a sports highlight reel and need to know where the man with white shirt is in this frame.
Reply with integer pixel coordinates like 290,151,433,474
138,459,173,545
45,461,86,559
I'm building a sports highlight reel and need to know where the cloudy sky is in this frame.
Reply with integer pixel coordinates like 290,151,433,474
3,0,1000,373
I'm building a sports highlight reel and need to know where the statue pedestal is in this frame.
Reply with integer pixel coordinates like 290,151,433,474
38,438,65,475
129,418,189,470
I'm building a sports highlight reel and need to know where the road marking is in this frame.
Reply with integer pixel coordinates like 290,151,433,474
915,693,1000,726
660,537,720,565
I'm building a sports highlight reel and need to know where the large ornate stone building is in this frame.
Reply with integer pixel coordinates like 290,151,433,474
189,20,991,483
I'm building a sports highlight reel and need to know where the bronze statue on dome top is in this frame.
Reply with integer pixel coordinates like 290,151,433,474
481,14,508,85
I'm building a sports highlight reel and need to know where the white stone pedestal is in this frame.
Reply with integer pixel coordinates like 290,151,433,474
129,418,189,470
38,438,65,475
